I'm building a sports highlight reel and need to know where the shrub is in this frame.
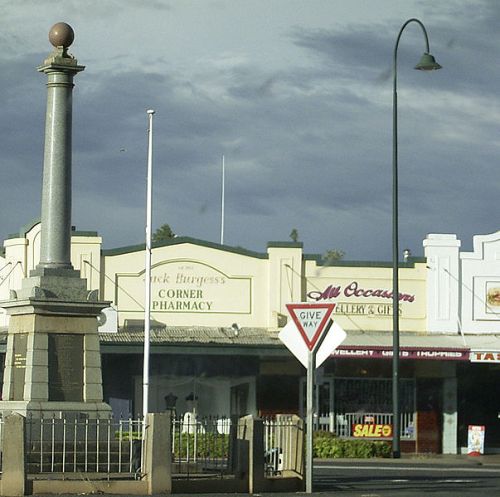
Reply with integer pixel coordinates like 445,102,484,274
172,432,229,459
313,431,391,458
115,430,142,441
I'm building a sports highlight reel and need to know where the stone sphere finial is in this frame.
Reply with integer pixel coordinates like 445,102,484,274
49,22,75,48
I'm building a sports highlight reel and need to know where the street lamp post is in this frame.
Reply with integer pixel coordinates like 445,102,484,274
392,18,441,458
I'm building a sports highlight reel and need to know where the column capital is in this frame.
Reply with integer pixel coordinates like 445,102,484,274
38,47,85,74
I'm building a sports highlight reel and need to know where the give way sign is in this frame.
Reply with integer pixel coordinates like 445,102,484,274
279,302,347,368
286,303,335,350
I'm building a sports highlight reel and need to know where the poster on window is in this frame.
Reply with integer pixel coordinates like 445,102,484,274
467,425,485,456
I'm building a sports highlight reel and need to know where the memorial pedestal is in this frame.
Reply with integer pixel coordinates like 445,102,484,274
0,275,111,419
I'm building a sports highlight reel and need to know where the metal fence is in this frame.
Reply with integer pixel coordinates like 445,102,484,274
315,412,415,439
263,415,304,476
171,414,232,476
24,415,144,476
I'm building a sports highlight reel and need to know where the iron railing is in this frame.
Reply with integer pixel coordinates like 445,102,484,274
263,415,304,476
171,414,232,476
315,411,415,439
24,415,144,476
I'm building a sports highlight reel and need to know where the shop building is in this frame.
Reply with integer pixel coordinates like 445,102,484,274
2,221,500,453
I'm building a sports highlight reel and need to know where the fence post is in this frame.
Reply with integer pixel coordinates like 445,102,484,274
329,412,335,433
237,415,265,494
1,413,25,497
227,415,235,472
289,415,305,477
144,412,171,495
251,417,265,493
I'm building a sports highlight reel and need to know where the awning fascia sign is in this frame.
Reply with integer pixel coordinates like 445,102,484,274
469,350,500,363
332,346,469,361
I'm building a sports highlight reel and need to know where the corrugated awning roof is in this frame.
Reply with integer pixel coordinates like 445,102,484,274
99,326,500,350
3,326,500,355
341,331,500,351
99,326,281,346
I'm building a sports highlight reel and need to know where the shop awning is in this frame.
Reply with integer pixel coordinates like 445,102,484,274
335,331,500,361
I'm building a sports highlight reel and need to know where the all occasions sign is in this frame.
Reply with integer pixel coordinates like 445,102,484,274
307,281,416,303
306,278,424,320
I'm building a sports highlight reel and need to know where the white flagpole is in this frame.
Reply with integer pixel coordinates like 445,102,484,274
143,109,155,419
220,154,225,245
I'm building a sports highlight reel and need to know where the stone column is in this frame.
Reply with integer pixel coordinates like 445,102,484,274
36,22,84,274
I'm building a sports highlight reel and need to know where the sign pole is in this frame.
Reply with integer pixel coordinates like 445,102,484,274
305,320,331,493
306,348,315,493
281,303,345,495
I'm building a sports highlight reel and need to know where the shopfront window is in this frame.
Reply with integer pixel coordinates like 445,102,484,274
334,377,415,413
300,376,416,416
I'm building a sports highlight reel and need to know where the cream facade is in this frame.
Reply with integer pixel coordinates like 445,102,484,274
1,223,426,334
3,222,500,453
425,232,500,335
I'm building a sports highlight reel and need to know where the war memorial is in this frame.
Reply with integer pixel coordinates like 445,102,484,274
0,23,111,420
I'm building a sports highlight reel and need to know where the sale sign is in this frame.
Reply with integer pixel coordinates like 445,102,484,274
352,424,393,438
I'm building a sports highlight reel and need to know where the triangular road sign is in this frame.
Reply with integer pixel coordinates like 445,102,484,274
286,303,336,351
279,319,347,368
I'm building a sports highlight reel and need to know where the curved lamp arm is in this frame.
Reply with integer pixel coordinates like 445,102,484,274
394,18,434,85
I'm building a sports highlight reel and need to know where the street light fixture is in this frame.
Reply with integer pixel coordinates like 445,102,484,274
392,18,441,458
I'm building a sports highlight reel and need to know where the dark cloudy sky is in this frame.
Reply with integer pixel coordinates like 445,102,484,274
1,0,499,260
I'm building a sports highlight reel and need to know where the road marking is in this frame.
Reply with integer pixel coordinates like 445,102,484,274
316,464,500,473
439,479,476,483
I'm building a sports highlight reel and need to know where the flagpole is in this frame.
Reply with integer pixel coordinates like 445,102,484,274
143,109,155,419
220,154,225,245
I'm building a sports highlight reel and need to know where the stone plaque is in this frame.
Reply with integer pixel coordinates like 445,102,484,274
48,334,84,401
12,334,27,401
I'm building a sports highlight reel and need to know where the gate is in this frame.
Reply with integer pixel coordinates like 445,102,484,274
171,414,233,478
171,413,304,494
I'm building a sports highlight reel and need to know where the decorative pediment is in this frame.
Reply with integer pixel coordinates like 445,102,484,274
462,231,500,261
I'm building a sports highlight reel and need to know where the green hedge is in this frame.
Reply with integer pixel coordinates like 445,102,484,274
313,431,391,459
172,433,229,458
115,431,142,441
